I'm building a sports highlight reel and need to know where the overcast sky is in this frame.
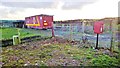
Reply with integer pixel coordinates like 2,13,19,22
0,0,119,21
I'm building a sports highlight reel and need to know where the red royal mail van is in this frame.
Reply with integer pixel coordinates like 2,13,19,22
25,14,53,29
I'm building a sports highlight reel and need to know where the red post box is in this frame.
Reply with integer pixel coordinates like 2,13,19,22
94,21,104,49
94,21,104,34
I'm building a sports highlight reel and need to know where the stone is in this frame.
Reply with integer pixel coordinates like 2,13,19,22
103,50,110,55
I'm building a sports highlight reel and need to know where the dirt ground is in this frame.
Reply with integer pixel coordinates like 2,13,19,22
1,37,119,66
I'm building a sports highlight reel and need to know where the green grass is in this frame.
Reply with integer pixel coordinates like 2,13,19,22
0,27,51,40
91,54,119,66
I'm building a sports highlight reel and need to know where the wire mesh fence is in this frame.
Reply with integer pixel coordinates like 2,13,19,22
53,23,118,49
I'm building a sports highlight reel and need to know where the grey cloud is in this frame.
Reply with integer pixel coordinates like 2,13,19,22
0,6,25,19
0,0,98,19
1,0,98,9
1,0,55,2
61,0,97,10
61,2,92,10
0,1,58,19
0,2,56,19
0,8,9,19
1,2,56,8
1,0,97,2
61,0,96,2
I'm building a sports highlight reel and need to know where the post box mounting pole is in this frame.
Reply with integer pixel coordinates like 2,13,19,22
95,33,99,49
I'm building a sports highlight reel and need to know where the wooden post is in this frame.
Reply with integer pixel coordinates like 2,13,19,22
70,24,72,40
52,27,55,37
95,33,99,49
82,21,85,33
110,33,113,51
17,29,21,43
110,20,113,52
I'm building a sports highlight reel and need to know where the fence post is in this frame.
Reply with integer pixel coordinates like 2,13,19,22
70,24,73,40
52,27,55,37
18,29,21,43
110,20,113,52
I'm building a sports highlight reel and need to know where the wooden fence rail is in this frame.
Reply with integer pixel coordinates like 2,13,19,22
1,36,51,47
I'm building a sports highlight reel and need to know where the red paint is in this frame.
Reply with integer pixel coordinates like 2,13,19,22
94,21,104,34
25,14,53,29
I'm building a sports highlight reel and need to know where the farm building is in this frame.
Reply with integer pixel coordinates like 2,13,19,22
0,20,25,28
25,14,53,29
13,20,25,28
0,20,15,27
